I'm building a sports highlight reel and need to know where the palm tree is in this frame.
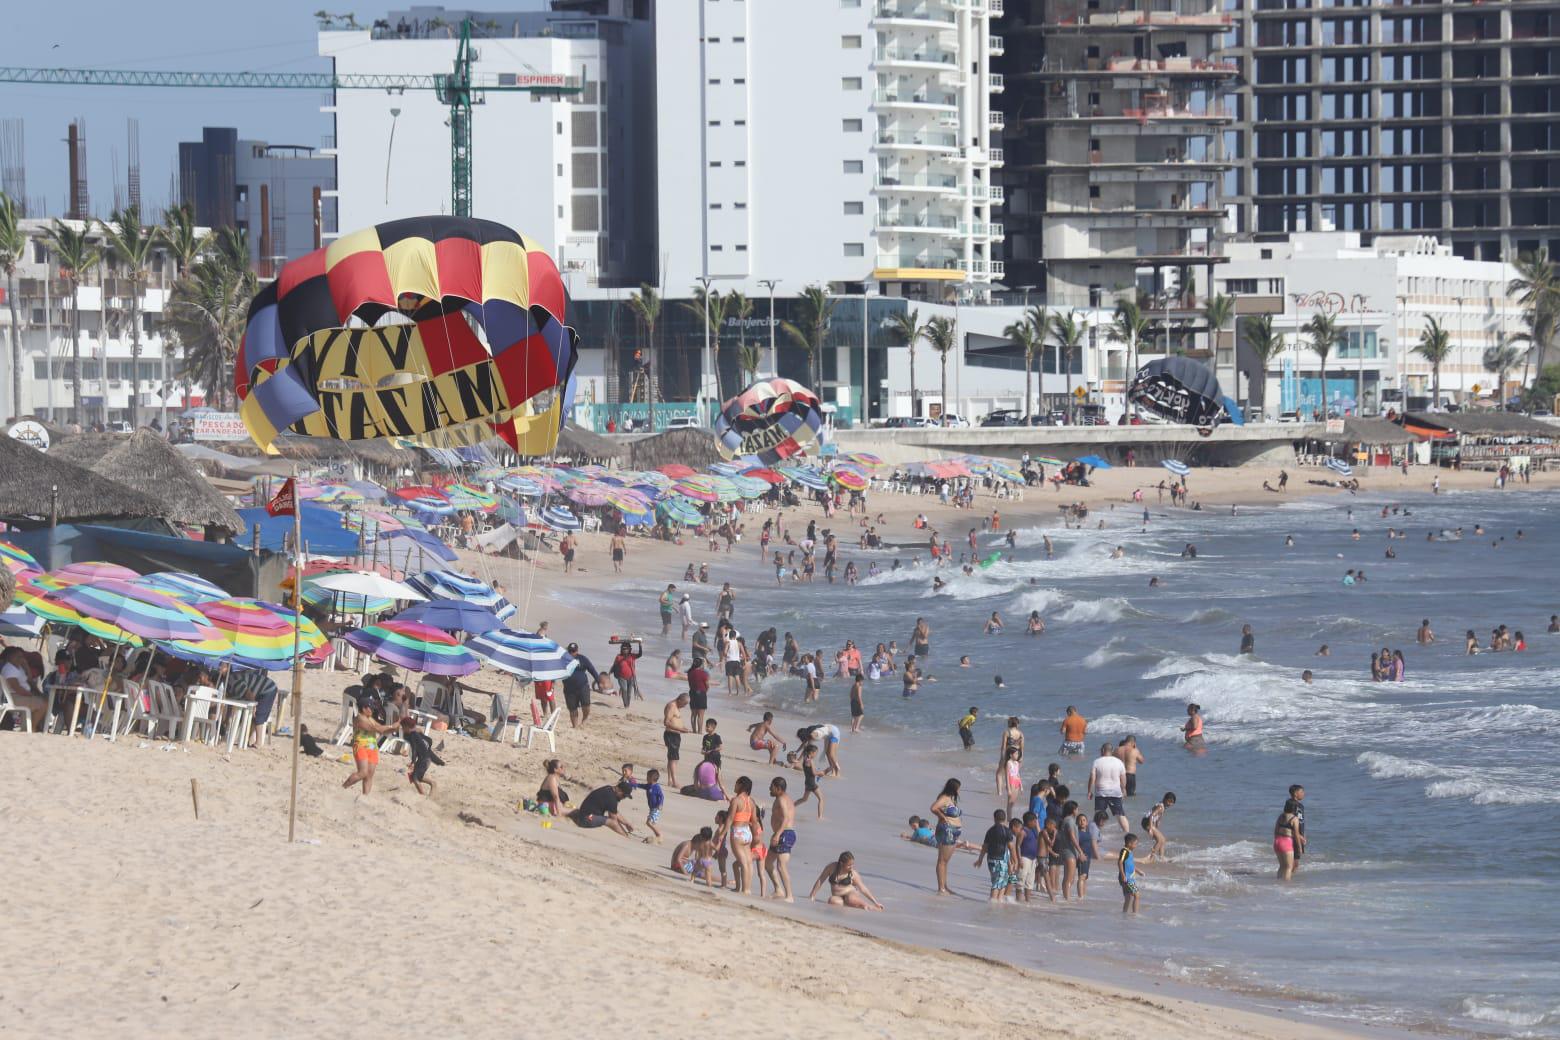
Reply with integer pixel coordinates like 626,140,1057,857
1003,313,1042,421
625,283,661,422
1021,305,1051,420
727,289,754,389
0,192,25,421
1105,300,1149,417
885,307,925,417
1482,342,1524,408
681,283,731,405
779,285,836,391
1508,247,1558,388
924,315,956,422
164,231,255,412
1412,315,1453,411
43,220,102,427
99,204,158,429
1304,311,1343,419
1050,312,1087,422
1203,291,1236,394
1241,314,1287,418
160,202,209,277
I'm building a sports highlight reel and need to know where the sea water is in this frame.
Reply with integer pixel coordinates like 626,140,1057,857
568,488,1560,1038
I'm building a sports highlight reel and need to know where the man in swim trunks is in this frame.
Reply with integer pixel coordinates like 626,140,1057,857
958,706,979,750
767,776,797,902
1115,735,1145,797
561,643,605,729
747,711,785,764
1059,705,1087,755
662,693,692,787
1088,742,1129,836
911,617,931,659
686,655,710,732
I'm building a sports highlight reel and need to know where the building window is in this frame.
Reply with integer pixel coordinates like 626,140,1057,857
734,160,747,166
841,35,862,48
1260,249,1273,260
734,202,748,209
1088,186,1100,198
842,77,862,90
844,201,864,214
844,160,863,174
710,202,723,209
843,118,863,132
710,160,722,167
708,120,721,126
736,245,748,252
844,243,865,257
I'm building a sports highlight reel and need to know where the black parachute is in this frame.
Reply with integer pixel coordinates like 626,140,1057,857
1127,356,1241,429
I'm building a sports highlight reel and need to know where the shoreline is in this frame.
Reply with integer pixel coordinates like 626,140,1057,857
5,466,1553,1037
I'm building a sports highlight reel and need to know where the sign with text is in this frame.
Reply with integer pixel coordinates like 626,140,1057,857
193,412,250,442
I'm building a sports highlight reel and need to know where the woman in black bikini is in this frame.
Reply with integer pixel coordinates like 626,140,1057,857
807,851,883,910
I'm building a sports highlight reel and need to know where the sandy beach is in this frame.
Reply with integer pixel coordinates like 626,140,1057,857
3,459,1554,1039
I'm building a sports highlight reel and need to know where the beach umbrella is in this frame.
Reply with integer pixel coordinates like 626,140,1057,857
347,480,388,502
604,488,653,517
779,466,830,492
657,464,697,478
1075,454,1113,470
47,579,217,643
201,597,327,668
730,475,773,500
495,497,529,527
472,467,508,482
379,527,458,563
1033,456,1064,467
406,495,457,517
311,571,426,603
541,505,583,532
343,509,406,534
134,571,229,604
672,475,724,503
986,461,1024,483
343,620,480,676
467,629,577,681
740,468,785,485
14,586,143,646
1325,458,1353,477
445,482,498,513
831,467,868,492
1161,459,1192,477
153,628,237,669
842,451,887,470
0,540,39,576
406,570,517,622
48,561,141,587
563,482,614,508
392,485,447,502
497,476,544,498
392,600,503,635
636,470,673,489
657,497,705,527
708,461,746,477
0,606,45,637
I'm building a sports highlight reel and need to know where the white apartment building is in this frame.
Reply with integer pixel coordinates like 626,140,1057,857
1212,232,1528,418
319,20,614,283
655,0,1005,300
0,219,202,427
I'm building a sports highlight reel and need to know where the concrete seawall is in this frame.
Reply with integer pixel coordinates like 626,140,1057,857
828,422,1323,467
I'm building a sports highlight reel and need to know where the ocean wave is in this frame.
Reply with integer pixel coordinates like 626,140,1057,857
1149,866,1254,897
1081,638,1167,670
1055,596,1150,625
1358,752,1560,806
1458,997,1554,1030
1179,606,1237,625
1014,587,1068,615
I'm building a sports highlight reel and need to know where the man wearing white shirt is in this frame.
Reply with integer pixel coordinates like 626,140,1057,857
1087,741,1130,836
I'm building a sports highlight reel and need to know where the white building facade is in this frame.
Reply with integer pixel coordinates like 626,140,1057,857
1213,233,1528,418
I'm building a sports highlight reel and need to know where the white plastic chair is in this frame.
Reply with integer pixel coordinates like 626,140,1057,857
524,707,562,752
0,685,34,733
183,685,223,744
143,681,184,740
332,689,358,746
330,637,360,672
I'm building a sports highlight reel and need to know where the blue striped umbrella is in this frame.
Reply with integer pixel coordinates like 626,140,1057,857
467,629,578,681
731,475,772,500
392,600,503,634
133,571,228,603
541,505,582,531
1161,459,1192,477
407,570,517,622
657,497,705,527
497,476,544,498
780,466,830,492
1325,458,1353,477
0,606,44,637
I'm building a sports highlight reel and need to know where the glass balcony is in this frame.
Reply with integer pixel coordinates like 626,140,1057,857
876,47,958,67
877,128,960,149
875,170,961,190
874,88,959,107
874,3,957,25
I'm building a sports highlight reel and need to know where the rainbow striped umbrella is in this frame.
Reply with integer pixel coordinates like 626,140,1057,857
315,484,366,505
831,467,869,491
657,497,705,527
134,571,228,604
12,582,143,645
49,561,141,587
201,597,327,668
445,482,498,513
604,488,653,517
155,629,237,668
843,451,887,470
343,620,480,676
672,475,723,503
496,476,544,498
1033,456,1065,467
731,475,773,500
48,578,216,642
563,482,613,508
779,466,830,492
0,540,39,576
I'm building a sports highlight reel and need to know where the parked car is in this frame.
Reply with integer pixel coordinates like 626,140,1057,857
938,414,970,428
664,415,702,430
979,409,1023,427
881,416,933,428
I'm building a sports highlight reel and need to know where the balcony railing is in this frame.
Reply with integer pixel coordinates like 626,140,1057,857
876,171,961,189
989,72,1005,92
876,254,961,271
874,3,957,24
989,147,1004,164
875,88,959,107
957,258,1004,276
989,35,1005,55
878,129,960,148
877,212,962,232
988,111,1006,129
876,47,958,66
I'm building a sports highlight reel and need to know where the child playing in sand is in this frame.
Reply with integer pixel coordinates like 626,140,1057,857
343,700,400,795
634,768,665,844
401,717,445,795
712,810,731,888
1118,833,1143,914
671,827,717,886
901,816,937,847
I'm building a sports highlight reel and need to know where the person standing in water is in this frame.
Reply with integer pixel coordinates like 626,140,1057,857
1182,703,1205,751
1059,705,1088,755
1274,798,1304,881
930,778,964,895
1416,619,1435,644
911,617,932,659
1239,624,1255,655
997,716,1025,799
1116,735,1145,799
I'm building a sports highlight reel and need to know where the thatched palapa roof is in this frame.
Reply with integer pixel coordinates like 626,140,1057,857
50,430,245,534
627,427,722,471
557,424,625,461
1343,418,1415,445
0,435,167,524
1404,411,1558,438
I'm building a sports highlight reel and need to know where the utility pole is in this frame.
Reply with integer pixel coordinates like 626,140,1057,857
759,278,779,378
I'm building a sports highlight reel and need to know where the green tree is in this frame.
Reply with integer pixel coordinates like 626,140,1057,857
682,283,731,405
0,192,25,421
625,283,661,422
1203,291,1236,395
159,202,209,277
1021,305,1051,420
1304,311,1343,419
1412,315,1453,411
164,229,254,412
43,220,102,426
1507,247,1558,388
779,285,836,391
727,289,754,388
885,307,925,417
99,204,158,429
1482,342,1525,408
1050,312,1087,422
1104,301,1147,417
1240,314,1287,418
924,315,956,423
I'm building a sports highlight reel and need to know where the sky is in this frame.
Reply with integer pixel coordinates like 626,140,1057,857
0,0,340,218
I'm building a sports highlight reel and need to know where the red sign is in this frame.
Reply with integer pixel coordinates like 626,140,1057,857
266,478,298,518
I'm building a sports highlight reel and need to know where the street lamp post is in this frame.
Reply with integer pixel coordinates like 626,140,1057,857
697,275,713,425
758,278,780,377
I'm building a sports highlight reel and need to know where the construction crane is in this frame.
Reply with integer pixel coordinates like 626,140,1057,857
0,19,580,217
